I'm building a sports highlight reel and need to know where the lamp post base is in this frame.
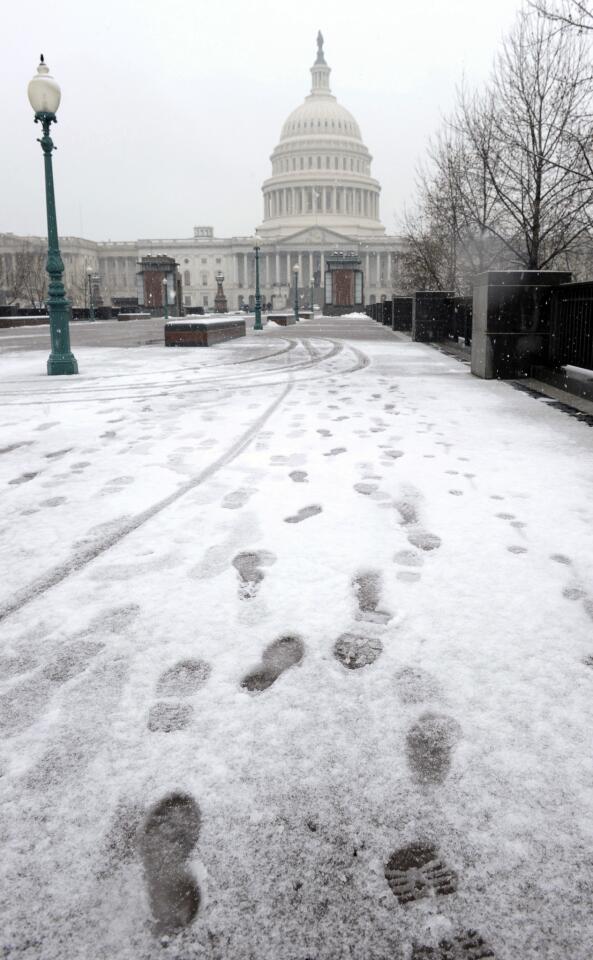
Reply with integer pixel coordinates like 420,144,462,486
47,352,78,376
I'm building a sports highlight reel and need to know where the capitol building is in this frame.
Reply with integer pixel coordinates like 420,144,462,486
0,36,405,312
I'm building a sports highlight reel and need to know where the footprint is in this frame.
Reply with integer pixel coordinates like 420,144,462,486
222,488,255,510
395,667,442,704
412,930,496,959
156,660,211,697
408,530,442,552
354,482,378,496
496,512,515,521
385,843,458,903
45,448,73,460
42,640,105,683
395,498,419,526
563,585,586,601
384,450,404,460
352,570,392,624
394,549,424,568
550,553,572,565
317,429,332,437
333,633,383,670
40,496,67,507
449,490,463,497
289,470,308,483
241,635,304,692
232,550,276,599
147,703,194,732
507,545,527,555
138,793,202,934
8,472,38,486
284,505,322,524
324,447,346,457
101,431,116,439
406,712,462,784
35,422,59,431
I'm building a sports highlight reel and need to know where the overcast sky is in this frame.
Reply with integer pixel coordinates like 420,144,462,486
4,0,525,242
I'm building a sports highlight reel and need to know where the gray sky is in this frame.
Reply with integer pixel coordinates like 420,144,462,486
5,0,523,242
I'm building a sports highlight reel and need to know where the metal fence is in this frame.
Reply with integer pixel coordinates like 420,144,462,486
549,281,593,370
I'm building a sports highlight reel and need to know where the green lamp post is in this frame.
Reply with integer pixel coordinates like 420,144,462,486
28,56,78,375
86,267,95,322
162,277,169,320
293,263,300,322
253,245,263,331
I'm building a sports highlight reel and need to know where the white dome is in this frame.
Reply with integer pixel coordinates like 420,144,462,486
257,34,385,240
281,98,362,142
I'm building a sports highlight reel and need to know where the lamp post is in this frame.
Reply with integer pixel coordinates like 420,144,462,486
293,263,300,322
214,270,228,313
254,245,263,330
86,267,95,322
162,277,169,320
27,56,78,375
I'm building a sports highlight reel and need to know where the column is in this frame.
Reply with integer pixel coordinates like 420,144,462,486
309,252,313,284
276,252,280,284
365,252,370,284
298,252,303,277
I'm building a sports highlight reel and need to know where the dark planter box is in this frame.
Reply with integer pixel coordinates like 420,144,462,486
165,319,246,346
269,314,296,326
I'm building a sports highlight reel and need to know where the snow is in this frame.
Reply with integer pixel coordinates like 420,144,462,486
1,316,593,959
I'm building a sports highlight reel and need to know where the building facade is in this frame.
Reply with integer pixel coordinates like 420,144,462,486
0,35,405,312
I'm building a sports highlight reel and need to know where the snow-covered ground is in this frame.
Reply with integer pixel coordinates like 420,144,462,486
1,316,593,960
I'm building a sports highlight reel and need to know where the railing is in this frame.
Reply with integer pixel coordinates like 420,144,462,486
549,281,593,370
445,296,472,346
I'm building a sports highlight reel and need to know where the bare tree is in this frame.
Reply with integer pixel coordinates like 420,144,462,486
530,0,593,31
461,9,593,269
0,253,26,305
16,244,47,308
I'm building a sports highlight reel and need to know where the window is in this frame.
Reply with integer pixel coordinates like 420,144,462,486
184,295,191,306
300,157,304,169
317,156,321,169
201,272,208,286
203,296,209,307
201,258,207,264
183,270,190,286
216,258,221,264
184,258,189,264
326,157,330,169
308,157,313,169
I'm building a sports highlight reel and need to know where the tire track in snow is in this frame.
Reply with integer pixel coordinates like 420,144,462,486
0,381,293,625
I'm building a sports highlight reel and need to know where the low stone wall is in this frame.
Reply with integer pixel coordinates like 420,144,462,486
269,313,296,326
0,315,50,329
165,318,246,347
118,312,152,322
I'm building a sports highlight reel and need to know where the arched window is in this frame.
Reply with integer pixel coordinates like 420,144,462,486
325,157,330,169
317,156,321,169
184,270,190,286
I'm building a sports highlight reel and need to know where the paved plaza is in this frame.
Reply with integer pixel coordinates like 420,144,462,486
2,314,593,960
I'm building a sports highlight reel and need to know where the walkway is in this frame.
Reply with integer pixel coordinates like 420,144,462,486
1,314,592,960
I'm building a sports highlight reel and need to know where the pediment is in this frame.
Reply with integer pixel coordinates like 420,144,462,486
277,226,355,245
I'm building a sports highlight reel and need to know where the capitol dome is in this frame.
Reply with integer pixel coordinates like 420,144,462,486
256,34,385,239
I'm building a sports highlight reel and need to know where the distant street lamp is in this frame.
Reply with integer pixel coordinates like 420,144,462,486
293,263,300,322
214,271,228,313
27,55,78,375
86,267,95,322
254,245,263,331
162,277,169,320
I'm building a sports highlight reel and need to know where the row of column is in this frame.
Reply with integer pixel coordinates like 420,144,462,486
231,250,397,288
264,186,379,221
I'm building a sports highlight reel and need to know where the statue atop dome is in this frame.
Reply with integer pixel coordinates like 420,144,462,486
316,31,326,65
